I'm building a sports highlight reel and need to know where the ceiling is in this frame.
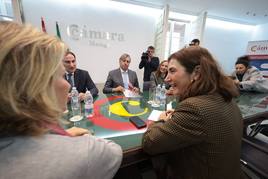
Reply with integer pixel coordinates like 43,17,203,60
114,0,268,25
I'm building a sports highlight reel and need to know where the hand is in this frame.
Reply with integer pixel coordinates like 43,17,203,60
166,109,174,114
128,82,139,93
129,84,139,94
132,87,140,93
66,127,90,137
113,86,124,93
233,79,240,86
79,92,86,101
158,110,174,121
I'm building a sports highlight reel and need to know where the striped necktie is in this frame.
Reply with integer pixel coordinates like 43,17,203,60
67,73,74,87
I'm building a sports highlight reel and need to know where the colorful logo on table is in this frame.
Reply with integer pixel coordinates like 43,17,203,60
89,96,149,130
109,100,148,117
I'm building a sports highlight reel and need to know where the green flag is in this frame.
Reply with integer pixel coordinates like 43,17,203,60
56,21,61,40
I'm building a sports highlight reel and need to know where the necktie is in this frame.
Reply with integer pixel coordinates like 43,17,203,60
122,71,129,89
67,73,74,87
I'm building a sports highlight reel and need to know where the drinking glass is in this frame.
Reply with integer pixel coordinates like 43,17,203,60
147,87,155,104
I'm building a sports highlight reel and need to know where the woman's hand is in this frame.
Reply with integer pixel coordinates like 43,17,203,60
158,110,174,121
66,127,90,137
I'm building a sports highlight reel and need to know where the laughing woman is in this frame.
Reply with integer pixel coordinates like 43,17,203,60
142,47,244,179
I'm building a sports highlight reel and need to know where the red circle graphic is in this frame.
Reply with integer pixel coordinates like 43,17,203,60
88,96,149,131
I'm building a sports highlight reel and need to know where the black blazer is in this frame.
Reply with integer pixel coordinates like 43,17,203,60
65,68,99,97
139,56,159,81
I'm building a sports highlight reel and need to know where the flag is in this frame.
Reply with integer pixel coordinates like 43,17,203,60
41,17,46,33
56,21,61,40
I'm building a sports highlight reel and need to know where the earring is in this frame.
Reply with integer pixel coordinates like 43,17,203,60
191,79,195,83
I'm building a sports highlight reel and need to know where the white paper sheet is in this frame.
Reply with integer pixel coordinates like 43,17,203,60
123,89,141,98
148,110,164,121
167,102,173,110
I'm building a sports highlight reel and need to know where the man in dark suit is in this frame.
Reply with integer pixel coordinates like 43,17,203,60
139,46,159,91
63,51,98,100
103,53,139,94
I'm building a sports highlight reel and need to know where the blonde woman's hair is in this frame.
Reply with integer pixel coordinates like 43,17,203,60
0,21,67,136
155,60,168,77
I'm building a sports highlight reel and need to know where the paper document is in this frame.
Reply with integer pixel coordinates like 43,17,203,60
123,89,141,98
167,102,173,110
148,110,164,121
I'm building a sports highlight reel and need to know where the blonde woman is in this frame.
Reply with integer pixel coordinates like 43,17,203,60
150,60,169,89
0,22,122,179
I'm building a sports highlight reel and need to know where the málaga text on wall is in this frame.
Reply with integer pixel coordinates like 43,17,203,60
67,24,125,48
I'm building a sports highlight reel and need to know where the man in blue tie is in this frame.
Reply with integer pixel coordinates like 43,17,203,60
103,53,140,94
63,51,99,100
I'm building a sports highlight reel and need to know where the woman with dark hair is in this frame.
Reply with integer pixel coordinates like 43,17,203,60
150,60,169,88
142,47,243,179
231,55,268,92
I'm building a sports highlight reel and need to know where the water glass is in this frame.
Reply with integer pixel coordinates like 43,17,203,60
147,87,155,104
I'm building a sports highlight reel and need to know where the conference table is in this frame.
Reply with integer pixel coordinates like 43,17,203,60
63,91,268,177
64,92,170,150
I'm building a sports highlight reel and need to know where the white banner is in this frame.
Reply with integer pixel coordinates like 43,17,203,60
247,40,268,55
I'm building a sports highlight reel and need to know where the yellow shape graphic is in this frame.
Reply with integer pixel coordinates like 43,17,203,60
109,101,148,117
129,101,139,106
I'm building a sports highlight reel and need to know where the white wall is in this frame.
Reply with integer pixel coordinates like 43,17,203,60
20,0,268,79
203,18,254,75
21,0,160,84
251,23,268,41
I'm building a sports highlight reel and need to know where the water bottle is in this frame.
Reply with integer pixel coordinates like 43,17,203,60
160,84,167,106
71,87,81,117
154,84,161,106
84,90,94,117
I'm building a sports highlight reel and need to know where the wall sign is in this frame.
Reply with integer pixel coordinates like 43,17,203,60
67,24,125,48
247,40,268,77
